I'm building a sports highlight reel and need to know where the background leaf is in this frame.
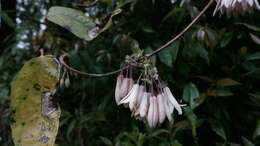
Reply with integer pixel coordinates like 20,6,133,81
246,52,260,61
209,119,227,141
1,0,260,146
47,6,96,40
215,78,241,87
182,83,199,108
253,119,260,140
158,40,180,67
99,136,113,146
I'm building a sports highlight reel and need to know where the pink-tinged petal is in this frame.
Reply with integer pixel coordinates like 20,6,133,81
157,94,166,124
115,74,124,105
119,84,139,105
119,84,140,112
254,0,260,9
135,85,144,110
139,92,149,118
152,96,159,127
133,86,145,116
129,85,140,111
164,87,182,115
147,96,154,127
248,0,254,6
164,95,172,121
127,78,134,93
120,78,129,97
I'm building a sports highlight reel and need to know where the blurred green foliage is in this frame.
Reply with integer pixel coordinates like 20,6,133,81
1,0,260,146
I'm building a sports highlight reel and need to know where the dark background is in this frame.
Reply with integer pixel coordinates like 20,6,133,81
0,0,260,146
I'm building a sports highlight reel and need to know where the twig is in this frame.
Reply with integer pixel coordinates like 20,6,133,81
73,0,98,7
59,55,123,77
146,0,214,57
58,0,215,77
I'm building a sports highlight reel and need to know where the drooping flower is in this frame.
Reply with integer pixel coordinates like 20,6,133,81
115,74,124,104
115,64,134,105
157,93,166,124
119,84,140,110
163,86,182,115
115,57,183,128
127,78,134,93
214,0,260,15
147,95,159,128
134,85,144,112
138,92,149,118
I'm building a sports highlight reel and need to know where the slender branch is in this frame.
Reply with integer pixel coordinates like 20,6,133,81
73,0,98,7
58,0,214,77
146,0,214,57
59,55,123,77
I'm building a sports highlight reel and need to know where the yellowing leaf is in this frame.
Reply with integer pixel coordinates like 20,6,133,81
10,55,61,146
215,78,241,87
207,88,234,97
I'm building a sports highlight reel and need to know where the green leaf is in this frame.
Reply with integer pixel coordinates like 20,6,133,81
182,40,209,64
242,137,255,146
137,133,145,146
158,41,180,67
171,41,181,63
0,11,15,28
209,119,227,140
184,107,197,139
150,129,169,137
182,83,199,108
246,52,260,61
198,47,209,64
204,27,218,48
161,7,182,23
253,119,260,140
47,6,97,41
171,140,183,146
159,48,173,67
193,93,207,108
100,136,113,146
220,32,233,48
66,119,77,140
237,23,260,32
144,46,157,64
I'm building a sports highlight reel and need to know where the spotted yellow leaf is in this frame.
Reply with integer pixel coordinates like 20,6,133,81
10,55,61,146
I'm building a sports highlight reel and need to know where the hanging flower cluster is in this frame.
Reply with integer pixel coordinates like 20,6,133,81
214,0,260,15
115,56,182,128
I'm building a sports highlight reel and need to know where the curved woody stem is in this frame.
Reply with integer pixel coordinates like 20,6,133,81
59,55,124,77
146,0,214,57
60,0,214,77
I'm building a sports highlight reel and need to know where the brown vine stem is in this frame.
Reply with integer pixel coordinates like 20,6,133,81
59,0,214,77
59,55,123,77
146,0,215,57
